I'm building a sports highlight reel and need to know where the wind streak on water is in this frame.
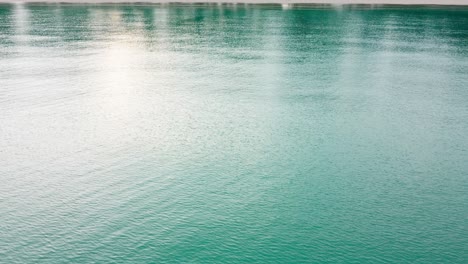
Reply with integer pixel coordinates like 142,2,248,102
0,3,467,263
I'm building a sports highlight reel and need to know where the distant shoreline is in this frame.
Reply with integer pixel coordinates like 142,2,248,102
2,0,468,6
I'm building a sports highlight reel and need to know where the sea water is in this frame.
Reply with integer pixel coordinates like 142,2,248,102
0,3,467,263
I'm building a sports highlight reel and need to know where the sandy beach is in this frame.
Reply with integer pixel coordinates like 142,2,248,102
1,0,467,5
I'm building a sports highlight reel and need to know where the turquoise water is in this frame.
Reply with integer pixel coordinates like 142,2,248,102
1,3,467,263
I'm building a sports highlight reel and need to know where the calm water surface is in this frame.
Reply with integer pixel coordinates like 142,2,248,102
0,3,467,263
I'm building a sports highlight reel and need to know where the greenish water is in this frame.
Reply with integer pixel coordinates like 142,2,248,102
1,3,467,263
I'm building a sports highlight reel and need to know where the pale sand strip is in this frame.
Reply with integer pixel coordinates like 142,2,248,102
1,0,468,5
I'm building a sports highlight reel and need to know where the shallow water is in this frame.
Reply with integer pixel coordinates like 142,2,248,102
0,3,467,263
